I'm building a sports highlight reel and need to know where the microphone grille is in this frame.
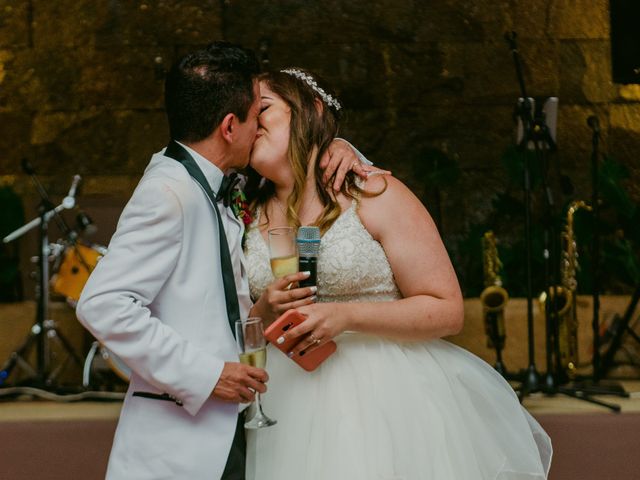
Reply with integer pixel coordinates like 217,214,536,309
297,226,320,256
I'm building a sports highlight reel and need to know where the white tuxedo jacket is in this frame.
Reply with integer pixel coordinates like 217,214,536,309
77,148,250,479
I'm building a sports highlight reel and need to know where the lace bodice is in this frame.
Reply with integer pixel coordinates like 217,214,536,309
244,202,402,303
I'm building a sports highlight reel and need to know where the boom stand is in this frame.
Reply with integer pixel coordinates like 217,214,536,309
0,170,84,390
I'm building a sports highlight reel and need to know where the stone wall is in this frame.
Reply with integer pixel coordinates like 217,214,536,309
0,0,638,295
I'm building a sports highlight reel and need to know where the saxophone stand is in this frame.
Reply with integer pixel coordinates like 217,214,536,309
0,164,85,393
486,313,508,377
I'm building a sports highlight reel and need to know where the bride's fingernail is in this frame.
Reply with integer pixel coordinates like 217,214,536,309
301,271,311,277
276,336,285,345
287,351,294,358
310,295,317,302
309,286,317,294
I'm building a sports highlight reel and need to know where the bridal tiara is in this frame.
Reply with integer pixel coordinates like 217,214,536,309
280,68,342,111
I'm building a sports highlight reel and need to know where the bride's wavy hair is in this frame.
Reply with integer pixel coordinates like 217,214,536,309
248,68,381,234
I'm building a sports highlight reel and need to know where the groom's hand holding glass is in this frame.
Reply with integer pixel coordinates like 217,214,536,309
211,362,268,404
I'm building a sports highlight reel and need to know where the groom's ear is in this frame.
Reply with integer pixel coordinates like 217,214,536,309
220,113,236,144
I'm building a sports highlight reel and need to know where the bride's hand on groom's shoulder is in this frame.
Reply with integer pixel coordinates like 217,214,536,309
250,271,318,324
321,139,391,192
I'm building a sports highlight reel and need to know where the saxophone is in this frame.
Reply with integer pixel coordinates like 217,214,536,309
480,231,509,349
539,200,592,380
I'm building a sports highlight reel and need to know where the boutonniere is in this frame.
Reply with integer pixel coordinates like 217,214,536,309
231,188,253,226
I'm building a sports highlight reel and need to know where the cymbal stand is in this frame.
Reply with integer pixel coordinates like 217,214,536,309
0,168,84,389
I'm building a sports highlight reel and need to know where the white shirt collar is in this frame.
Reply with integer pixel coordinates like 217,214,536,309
174,141,225,195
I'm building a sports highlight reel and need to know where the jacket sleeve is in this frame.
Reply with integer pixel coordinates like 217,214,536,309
76,178,223,416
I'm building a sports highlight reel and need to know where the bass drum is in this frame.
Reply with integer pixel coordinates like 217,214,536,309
83,341,131,387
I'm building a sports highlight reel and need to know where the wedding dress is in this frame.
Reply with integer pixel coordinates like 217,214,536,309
244,202,552,480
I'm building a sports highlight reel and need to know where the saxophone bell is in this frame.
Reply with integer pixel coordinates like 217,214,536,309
480,285,509,349
481,231,510,353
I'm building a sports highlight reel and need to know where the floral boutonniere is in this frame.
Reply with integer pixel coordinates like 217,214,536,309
231,188,253,226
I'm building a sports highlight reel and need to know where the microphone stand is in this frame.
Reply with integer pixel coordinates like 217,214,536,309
0,167,84,391
570,116,628,397
504,32,541,395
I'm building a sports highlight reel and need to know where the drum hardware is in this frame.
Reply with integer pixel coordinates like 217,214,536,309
0,161,85,390
82,341,130,389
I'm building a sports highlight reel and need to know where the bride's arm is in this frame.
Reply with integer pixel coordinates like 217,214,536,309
279,175,464,350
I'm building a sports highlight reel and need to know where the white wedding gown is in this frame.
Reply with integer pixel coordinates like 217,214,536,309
244,202,552,480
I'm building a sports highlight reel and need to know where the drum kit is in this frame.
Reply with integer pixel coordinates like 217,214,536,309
0,161,128,394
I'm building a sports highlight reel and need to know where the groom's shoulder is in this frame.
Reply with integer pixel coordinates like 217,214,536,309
130,152,197,203
139,152,194,189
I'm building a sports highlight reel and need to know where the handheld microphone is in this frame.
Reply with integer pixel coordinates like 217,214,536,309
587,115,600,133
297,226,320,289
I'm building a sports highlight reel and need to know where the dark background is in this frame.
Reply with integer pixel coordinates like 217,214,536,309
0,0,638,299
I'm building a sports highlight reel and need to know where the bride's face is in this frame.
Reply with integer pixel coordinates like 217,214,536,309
250,81,293,184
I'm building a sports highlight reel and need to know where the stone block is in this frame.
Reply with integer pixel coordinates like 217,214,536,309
223,0,414,46
550,0,609,40
0,0,30,47
33,0,223,48
609,104,640,195
618,85,640,102
511,2,551,38
259,40,465,113
0,112,32,174
0,46,169,112
560,40,615,105
412,1,513,43
30,109,167,176
463,39,560,103
75,47,170,109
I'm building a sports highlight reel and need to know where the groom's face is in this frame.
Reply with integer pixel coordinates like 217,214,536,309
230,81,261,169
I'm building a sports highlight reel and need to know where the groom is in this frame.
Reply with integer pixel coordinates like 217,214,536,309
77,42,366,479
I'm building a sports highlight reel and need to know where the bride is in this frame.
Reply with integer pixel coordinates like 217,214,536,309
245,68,552,479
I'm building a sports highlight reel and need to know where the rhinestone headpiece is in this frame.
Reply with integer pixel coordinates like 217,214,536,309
280,68,342,111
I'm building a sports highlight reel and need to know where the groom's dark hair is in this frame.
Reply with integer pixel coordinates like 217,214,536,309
165,41,261,143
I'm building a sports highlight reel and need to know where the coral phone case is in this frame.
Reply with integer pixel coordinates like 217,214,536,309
264,310,337,372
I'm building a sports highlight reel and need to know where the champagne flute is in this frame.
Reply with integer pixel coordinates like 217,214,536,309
268,227,298,279
235,317,277,429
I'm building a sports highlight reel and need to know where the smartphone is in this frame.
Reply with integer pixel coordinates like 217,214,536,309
264,309,337,372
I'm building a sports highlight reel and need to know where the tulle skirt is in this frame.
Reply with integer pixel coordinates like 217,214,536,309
246,334,551,480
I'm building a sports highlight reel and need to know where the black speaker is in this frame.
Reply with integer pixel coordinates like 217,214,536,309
610,0,640,84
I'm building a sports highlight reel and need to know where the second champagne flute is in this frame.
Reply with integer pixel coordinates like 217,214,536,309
235,317,276,429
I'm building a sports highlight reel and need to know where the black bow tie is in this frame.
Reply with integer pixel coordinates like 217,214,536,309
215,173,240,207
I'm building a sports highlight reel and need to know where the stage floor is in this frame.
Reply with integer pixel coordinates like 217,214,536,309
1,380,640,422
1,382,639,480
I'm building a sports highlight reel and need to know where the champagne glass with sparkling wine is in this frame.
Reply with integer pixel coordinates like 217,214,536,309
235,317,277,429
268,227,298,278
